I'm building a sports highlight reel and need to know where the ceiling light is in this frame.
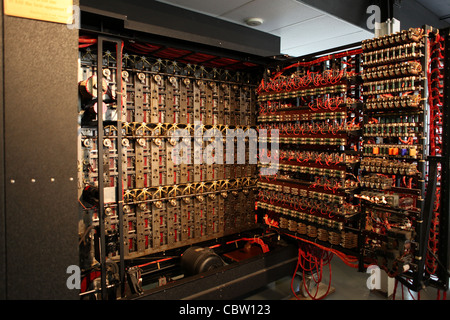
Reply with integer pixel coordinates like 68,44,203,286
245,17,264,27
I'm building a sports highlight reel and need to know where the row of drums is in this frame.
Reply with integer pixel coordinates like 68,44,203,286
279,217,358,249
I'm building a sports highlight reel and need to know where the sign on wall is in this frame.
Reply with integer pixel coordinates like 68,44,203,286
4,0,73,24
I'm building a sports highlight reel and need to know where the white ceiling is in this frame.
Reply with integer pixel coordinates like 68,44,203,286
156,0,374,57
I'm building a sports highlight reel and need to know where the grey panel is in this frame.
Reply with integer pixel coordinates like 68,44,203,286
393,0,450,29
80,0,280,57
3,15,79,299
299,0,373,31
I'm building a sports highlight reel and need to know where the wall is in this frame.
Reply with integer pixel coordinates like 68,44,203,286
1,2,79,299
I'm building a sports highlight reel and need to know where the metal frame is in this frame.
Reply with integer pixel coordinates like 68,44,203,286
414,156,439,290
395,26,450,292
86,32,274,300
96,36,124,299
406,24,433,291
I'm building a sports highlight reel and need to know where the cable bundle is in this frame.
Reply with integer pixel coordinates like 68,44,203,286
257,49,362,94
79,35,97,49
308,96,348,111
289,234,366,300
291,243,334,300
428,32,444,158
425,31,445,277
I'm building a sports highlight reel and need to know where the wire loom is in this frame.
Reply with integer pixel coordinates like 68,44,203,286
425,31,445,279
286,234,361,300
287,232,448,300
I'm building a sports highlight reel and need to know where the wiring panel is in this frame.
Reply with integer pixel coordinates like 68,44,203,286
359,28,428,276
76,25,450,300
256,27,449,297
77,39,259,265
255,50,363,255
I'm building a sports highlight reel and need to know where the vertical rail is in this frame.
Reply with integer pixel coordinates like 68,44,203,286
418,26,431,216
96,36,124,299
115,40,125,297
416,157,438,290
412,25,432,291
354,52,366,273
96,37,107,300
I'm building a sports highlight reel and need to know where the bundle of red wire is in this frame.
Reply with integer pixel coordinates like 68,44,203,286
425,31,445,278
285,233,362,300
257,49,362,94
290,243,333,300
79,35,97,49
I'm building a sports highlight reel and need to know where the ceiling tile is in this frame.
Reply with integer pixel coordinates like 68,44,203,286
156,0,374,58
277,14,366,50
220,0,325,33
155,0,253,17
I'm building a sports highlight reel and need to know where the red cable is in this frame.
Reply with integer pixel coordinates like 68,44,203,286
79,43,94,48
79,37,97,44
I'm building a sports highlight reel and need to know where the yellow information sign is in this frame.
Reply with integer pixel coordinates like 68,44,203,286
4,0,73,24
